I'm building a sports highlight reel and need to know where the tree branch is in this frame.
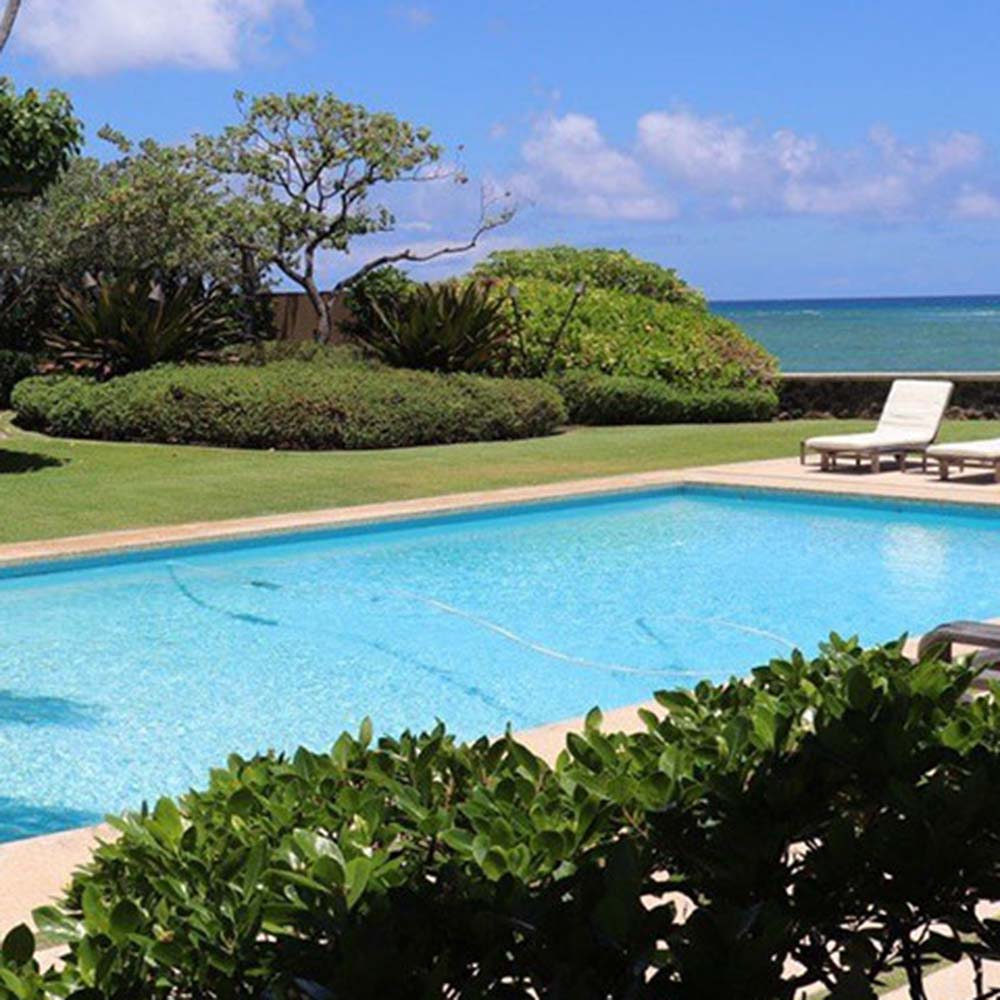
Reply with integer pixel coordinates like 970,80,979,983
0,0,21,55
331,185,515,293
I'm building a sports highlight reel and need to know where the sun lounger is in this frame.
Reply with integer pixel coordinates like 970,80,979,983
925,438,1000,482
800,378,954,473
917,620,1000,672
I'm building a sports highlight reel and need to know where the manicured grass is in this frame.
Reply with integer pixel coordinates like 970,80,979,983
2,414,999,544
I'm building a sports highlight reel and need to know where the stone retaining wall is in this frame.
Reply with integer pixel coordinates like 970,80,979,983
779,373,1000,420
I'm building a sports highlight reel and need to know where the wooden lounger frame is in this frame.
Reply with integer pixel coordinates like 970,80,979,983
798,443,928,474
931,454,1000,483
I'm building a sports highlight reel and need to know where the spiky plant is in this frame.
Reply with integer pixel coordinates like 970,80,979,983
48,275,231,379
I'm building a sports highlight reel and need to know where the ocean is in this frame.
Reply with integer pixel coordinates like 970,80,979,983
713,295,1000,373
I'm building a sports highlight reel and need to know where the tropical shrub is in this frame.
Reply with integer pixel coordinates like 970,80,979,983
45,275,236,379
11,362,566,449
0,348,34,406
556,370,779,424
8,637,1000,998
501,278,777,388
340,264,415,335
348,280,513,373
475,245,706,307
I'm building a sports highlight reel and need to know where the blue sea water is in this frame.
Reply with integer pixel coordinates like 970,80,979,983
3,486,1000,842
714,294,1000,372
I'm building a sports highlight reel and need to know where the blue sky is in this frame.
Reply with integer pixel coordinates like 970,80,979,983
4,0,1000,300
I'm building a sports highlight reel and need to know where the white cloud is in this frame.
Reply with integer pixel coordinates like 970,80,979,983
952,186,1000,220
392,5,434,28
509,113,677,221
16,0,307,75
637,110,762,187
507,106,993,224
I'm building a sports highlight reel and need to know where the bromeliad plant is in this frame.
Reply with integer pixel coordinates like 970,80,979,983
348,280,513,373
47,275,233,379
8,637,1000,998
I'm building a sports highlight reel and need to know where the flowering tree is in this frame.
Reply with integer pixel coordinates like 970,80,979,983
193,90,514,341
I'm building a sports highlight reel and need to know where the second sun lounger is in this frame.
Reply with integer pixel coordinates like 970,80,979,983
926,438,1000,482
800,378,954,473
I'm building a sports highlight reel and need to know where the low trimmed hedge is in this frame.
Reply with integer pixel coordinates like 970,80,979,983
11,361,566,449
7,638,1000,998
0,349,35,407
556,370,779,424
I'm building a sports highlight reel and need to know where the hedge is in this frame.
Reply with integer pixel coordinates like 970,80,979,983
0,349,35,407
6,637,1000,998
498,278,777,389
556,370,779,424
10,361,566,450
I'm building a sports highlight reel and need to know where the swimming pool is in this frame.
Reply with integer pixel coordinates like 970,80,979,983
2,484,1000,842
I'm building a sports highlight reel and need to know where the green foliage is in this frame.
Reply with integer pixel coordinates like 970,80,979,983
476,245,705,307
222,339,375,367
0,141,270,350
340,264,415,334
0,78,82,202
9,638,1000,998
351,280,513,373
556,370,779,424
12,362,566,449
502,278,777,388
0,348,33,405
47,276,234,379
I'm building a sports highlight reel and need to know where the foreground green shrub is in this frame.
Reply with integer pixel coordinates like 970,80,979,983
11,362,566,449
0,349,34,406
556,370,779,424
9,637,1000,998
222,339,376,368
500,278,777,388
350,281,513,373
475,245,706,307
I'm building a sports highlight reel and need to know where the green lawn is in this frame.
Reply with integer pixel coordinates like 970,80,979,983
3,414,999,544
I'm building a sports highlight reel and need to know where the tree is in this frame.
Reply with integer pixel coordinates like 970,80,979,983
0,0,20,55
0,79,82,203
193,90,514,341
0,134,266,348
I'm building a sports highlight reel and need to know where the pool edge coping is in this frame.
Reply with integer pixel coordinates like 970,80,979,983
0,468,689,569
6,456,1000,569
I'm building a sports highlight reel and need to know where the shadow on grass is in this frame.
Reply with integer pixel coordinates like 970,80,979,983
0,797,101,843
0,449,66,474
0,690,101,729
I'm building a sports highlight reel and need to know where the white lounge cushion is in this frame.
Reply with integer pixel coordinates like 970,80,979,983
926,438,1000,460
804,431,928,451
875,379,953,438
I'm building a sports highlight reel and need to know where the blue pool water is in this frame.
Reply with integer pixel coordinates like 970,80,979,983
3,485,1000,842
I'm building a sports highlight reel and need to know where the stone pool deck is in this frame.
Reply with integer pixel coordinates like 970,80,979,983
3,454,1000,995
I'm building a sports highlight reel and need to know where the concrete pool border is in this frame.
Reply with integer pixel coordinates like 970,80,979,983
4,455,1000,941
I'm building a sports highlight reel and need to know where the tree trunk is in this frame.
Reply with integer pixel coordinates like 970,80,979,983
239,247,262,340
0,0,21,55
302,275,332,343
